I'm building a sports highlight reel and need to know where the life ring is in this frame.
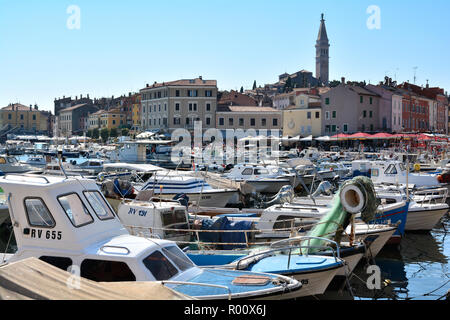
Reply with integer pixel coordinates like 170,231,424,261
340,183,366,214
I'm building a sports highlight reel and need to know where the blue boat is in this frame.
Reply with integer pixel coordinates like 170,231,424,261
187,237,346,298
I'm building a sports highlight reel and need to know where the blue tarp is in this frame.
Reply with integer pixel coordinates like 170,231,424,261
199,217,254,250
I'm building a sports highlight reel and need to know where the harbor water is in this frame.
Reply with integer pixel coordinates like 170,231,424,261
323,214,449,300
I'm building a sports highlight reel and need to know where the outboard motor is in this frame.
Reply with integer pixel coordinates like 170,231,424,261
311,181,333,197
262,185,295,208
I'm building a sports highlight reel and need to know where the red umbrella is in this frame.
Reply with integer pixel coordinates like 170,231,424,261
370,133,394,139
331,133,351,140
348,132,372,139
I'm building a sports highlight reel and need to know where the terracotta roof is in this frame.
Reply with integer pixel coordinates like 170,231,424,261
220,106,279,113
59,103,89,112
2,104,33,111
141,78,217,90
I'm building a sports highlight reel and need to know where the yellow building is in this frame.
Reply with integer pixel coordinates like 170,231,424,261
283,105,322,137
0,104,48,133
100,108,126,130
131,95,141,132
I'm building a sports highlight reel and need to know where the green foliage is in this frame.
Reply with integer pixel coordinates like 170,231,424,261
92,128,100,139
100,128,109,142
110,127,118,138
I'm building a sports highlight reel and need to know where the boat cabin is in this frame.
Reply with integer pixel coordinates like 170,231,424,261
225,164,289,181
0,175,200,283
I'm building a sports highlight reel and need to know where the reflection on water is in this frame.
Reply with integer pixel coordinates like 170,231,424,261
326,214,450,300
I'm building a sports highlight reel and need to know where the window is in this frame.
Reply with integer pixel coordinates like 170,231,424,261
239,118,244,126
370,97,373,105
385,164,398,175
193,103,197,111
81,259,136,282
325,125,330,133
229,118,234,126
331,125,336,132
189,104,192,111
162,246,194,272
369,111,373,118
363,110,367,118
33,115,36,121
176,90,180,97
261,118,267,126
175,103,180,111
8,114,11,120
307,112,311,119
143,251,178,280
250,118,255,126
206,103,211,111
325,111,330,120
39,256,72,271
58,193,93,227
332,111,336,119
241,168,253,175
219,118,224,126
205,90,212,97
273,118,278,126
24,198,55,228
84,191,115,221
206,117,211,125
325,98,330,105
360,96,363,103
315,112,320,119
343,124,348,132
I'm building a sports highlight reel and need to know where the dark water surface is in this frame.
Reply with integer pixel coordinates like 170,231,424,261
323,214,450,300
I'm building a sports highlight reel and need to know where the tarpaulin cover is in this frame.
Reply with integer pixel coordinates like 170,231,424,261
200,217,254,250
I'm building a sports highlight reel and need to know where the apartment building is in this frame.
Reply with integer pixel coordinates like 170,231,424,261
140,77,217,132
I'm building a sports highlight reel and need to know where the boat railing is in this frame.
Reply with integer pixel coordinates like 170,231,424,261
124,219,347,248
412,187,448,207
234,237,341,271
160,280,232,300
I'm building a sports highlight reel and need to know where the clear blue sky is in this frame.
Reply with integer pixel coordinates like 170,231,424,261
1,0,449,112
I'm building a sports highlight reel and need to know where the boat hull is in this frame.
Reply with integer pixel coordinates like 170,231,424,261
405,207,448,231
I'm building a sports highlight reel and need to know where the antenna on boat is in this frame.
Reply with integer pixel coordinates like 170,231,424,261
57,149,69,179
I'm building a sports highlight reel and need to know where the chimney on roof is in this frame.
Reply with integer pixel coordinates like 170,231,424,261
146,84,149,88
426,80,429,89
75,96,78,100
87,94,90,99
80,94,83,99
341,77,345,84
199,76,202,80
34,104,38,110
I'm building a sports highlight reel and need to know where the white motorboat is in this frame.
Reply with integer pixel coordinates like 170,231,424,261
0,174,302,300
223,163,298,193
0,155,34,173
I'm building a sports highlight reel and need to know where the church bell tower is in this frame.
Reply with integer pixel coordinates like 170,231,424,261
316,13,330,85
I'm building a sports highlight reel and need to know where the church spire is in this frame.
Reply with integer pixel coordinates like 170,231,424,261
317,13,328,42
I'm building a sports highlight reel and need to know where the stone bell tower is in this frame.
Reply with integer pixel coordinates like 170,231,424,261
316,13,330,85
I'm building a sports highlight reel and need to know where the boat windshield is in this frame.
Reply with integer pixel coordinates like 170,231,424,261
162,246,194,271
143,250,178,281
83,191,115,220
58,193,94,227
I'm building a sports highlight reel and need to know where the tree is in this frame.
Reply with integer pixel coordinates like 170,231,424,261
240,86,244,94
252,80,257,90
329,80,341,88
100,128,109,143
92,128,100,139
86,130,92,138
110,128,118,138
121,128,130,136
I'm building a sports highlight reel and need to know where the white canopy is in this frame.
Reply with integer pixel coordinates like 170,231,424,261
315,136,331,141
289,136,301,142
136,132,156,139
300,135,313,141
